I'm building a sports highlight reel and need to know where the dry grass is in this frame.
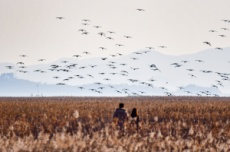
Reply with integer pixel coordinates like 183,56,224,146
0,96,230,151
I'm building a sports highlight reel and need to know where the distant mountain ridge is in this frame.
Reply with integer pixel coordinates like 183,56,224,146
0,73,226,97
0,48,230,96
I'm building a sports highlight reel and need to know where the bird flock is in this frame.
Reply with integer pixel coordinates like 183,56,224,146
2,10,230,96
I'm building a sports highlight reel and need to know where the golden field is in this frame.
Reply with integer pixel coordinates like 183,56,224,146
0,97,230,151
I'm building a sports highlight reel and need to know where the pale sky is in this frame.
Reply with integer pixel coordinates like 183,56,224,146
0,0,230,65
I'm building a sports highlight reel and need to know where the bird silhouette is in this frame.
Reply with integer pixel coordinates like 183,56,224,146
73,55,81,58
203,41,211,46
99,72,105,75
124,35,132,38
19,66,26,68
82,19,91,22
79,66,87,69
146,47,154,49
101,58,107,60
218,35,226,37
131,57,138,60
56,17,65,20
178,87,184,90
89,65,97,68
116,44,124,47
5,66,14,69
110,54,116,57
78,87,85,90
107,31,115,34
211,84,218,89
188,73,197,78
99,47,107,50
17,62,24,65
56,83,65,85
136,9,145,11
221,28,229,30
181,60,189,63
87,74,94,78
130,67,139,70
150,64,157,68
82,23,89,26
215,47,223,50
106,37,114,40
195,60,204,62
82,31,89,35
94,26,101,28
19,55,27,57
159,46,167,48
98,32,106,36
186,69,194,72
82,51,90,55
78,29,86,32
61,61,68,63
209,30,217,32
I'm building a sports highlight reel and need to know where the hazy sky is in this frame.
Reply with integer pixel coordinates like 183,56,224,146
0,0,230,65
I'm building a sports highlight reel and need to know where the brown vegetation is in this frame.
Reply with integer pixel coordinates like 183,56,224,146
0,97,230,151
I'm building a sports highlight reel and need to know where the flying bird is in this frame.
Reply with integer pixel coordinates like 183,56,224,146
186,69,194,72
188,74,197,78
82,31,89,35
17,62,24,65
146,47,154,49
94,26,101,28
116,44,124,47
56,83,65,85
82,23,89,26
149,64,157,68
98,32,106,37
209,30,217,32
19,55,27,57
181,60,189,63
218,35,226,37
99,47,107,50
131,57,138,60
87,74,94,78
82,51,91,54
5,66,13,69
107,31,115,34
106,37,114,40
56,17,65,20
73,55,81,58
221,28,229,30
215,47,223,50
101,58,107,60
195,59,204,62
78,29,86,32
203,41,211,46
124,35,132,39
19,66,26,68
159,46,167,48
136,9,145,11
82,19,91,22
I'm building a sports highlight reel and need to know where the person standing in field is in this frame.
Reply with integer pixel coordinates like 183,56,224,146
113,103,128,131
130,108,140,131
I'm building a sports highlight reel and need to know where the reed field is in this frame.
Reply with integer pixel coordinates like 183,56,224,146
0,97,230,151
